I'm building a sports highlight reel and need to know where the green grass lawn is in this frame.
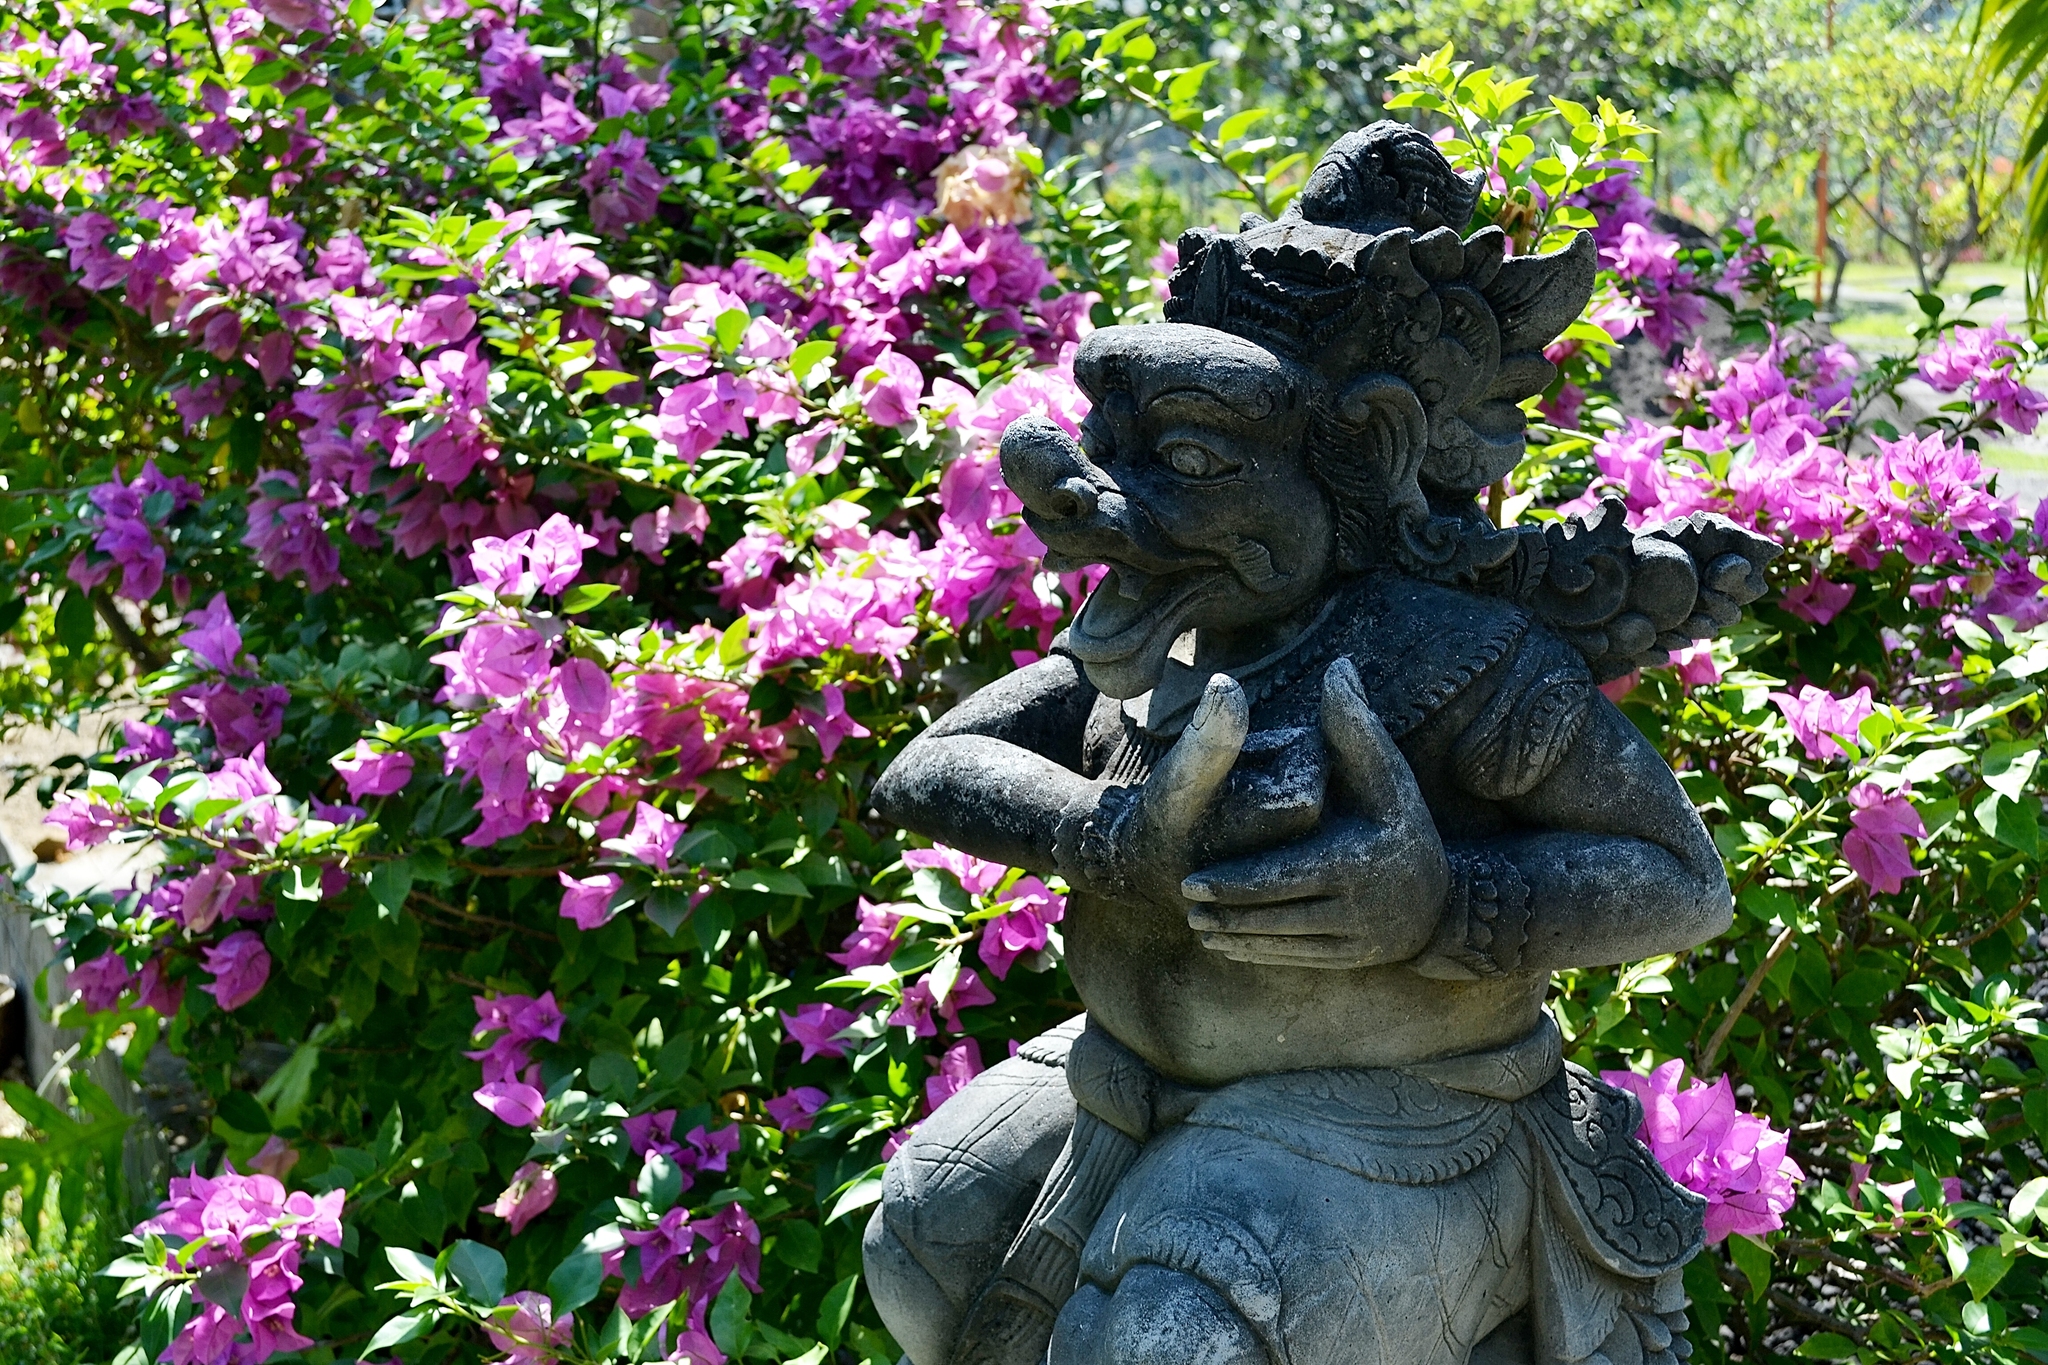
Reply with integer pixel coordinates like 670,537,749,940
1827,261,2033,354
1819,261,2048,498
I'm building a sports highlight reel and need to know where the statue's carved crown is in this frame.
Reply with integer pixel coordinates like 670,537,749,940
1163,120,1596,497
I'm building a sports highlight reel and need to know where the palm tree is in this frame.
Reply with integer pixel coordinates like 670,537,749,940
1977,0,2048,303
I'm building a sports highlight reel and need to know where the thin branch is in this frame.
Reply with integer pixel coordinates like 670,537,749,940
92,589,170,670
1768,1288,1870,1343
1699,921,1797,1074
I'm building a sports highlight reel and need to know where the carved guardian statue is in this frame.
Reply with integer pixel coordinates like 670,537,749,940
865,121,1776,1365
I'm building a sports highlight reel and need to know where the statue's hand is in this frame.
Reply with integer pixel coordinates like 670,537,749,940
1055,674,1248,903
1182,658,1449,969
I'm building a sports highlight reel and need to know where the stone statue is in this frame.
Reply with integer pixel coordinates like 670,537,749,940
865,122,1778,1365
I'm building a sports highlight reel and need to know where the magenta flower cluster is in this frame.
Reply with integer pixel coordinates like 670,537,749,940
138,1166,345,1365
1602,1060,1804,1243
468,991,565,1128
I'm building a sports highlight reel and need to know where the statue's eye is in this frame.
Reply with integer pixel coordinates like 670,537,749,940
1157,440,1241,481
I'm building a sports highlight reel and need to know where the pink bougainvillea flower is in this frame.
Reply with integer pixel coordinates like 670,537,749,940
1668,644,1721,688
1601,1059,1803,1243
618,1110,736,1175
137,956,184,1017
628,494,710,555
200,930,271,1011
117,719,177,761
854,348,924,426
330,740,413,800
1768,684,1875,762
474,1081,547,1128
829,899,907,969
70,951,134,1012
399,292,477,349
1843,782,1926,895
925,1037,985,1110
579,132,666,236
607,801,686,871
181,592,247,673
45,792,124,849
890,966,995,1038
489,1161,559,1235
168,680,290,758
558,871,624,930
780,1002,859,1061
1779,576,1856,626
901,844,1007,896
978,876,1065,979
467,991,564,1090
484,1291,574,1364
248,1135,299,1180
137,1163,344,1365
529,513,599,594
169,860,260,933
794,683,871,761
763,1086,829,1133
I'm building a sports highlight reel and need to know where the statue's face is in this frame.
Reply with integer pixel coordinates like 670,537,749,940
1001,325,1335,698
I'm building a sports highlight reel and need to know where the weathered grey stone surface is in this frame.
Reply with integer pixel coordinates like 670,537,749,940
867,123,1778,1365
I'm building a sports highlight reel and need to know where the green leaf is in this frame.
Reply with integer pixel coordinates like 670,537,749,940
788,339,836,389
1965,1242,2013,1299
644,885,697,937
717,617,750,666
1165,61,1215,103
2012,1174,2048,1226
726,869,810,898
1727,1233,1772,1301
215,1091,271,1135
194,1262,249,1314
816,1274,858,1347
579,370,640,396
826,1168,885,1223
592,1303,631,1360
709,1274,754,1358
54,589,95,652
447,1240,507,1307
1217,108,1268,143
1975,793,2040,855
775,1217,822,1273
713,308,751,353
562,583,620,613
254,1041,320,1128
370,859,413,917
638,1151,685,1211
548,1247,606,1314
1983,741,2042,801
1094,16,1147,57
382,1246,440,1287
1794,1333,1859,1358
365,1309,438,1352
909,867,972,917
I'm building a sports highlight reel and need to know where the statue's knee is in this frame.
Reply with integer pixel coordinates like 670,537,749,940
1050,1267,1266,1365
863,1205,956,1365
862,1050,1077,1365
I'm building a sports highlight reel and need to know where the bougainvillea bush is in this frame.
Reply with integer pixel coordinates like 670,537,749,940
6,0,2048,1358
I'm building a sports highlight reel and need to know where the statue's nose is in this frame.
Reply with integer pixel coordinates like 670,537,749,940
1000,417,1102,522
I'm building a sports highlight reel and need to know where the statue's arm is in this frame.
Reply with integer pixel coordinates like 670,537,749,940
869,653,1101,876
1470,697,1732,972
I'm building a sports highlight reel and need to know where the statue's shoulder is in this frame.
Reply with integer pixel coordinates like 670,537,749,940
1336,574,1594,801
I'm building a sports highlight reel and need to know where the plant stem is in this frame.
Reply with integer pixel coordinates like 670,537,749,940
1698,921,1797,1073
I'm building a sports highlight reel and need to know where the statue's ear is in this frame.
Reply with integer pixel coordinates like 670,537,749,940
1482,231,1598,355
1332,374,1428,505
